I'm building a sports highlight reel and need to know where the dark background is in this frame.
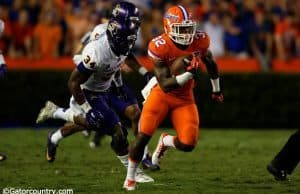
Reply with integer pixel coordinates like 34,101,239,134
1,70,300,128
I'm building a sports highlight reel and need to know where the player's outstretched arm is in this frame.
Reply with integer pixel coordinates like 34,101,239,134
201,50,219,79
68,68,104,129
201,50,224,102
125,53,153,82
68,68,90,106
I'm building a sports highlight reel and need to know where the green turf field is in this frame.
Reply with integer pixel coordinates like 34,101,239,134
0,129,299,194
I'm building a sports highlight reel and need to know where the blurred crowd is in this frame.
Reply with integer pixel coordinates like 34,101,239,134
0,0,299,70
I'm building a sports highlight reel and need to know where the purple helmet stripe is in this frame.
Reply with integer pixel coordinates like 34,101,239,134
178,5,188,21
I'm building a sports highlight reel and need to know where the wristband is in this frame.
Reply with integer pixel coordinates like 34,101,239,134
175,72,193,86
210,78,220,92
138,67,148,75
80,101,92,113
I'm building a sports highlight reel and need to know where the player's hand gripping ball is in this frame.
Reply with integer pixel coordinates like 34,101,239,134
170,54,201,76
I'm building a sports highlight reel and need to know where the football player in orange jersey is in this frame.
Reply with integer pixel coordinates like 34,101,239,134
123,5,224,190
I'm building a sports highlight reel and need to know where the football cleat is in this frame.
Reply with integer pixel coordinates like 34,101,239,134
135,169,154,183
46,131,58,163
0,153,7,162
123,179,136,191
82,130,91,138
89,131,104,149
36,101,58,124
151,132,168,169
89,140,101,149
141,154,160,171
267,162,288,181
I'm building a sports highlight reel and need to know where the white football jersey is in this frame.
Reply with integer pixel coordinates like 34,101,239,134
80,23,107,45
77,24,126,92
90,23,107,41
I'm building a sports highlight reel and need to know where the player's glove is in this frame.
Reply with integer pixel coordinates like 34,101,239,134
144,72,154,83
116,86,128,101
0,63,7,79
211,91,224,103
86,109,104,129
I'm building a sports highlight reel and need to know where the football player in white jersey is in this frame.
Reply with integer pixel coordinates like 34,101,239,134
0,19,7,162
75,22,155,169
37,6,155,170
36,1,154,183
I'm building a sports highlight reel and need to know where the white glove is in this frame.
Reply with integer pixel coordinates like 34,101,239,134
80,101,92,113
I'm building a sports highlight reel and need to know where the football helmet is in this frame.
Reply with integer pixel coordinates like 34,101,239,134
111,1,141,25
107,2,140,56
164,5,196,45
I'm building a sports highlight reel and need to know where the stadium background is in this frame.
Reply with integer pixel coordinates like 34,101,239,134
0,0,300,128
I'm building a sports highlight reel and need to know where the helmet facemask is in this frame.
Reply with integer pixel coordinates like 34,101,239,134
107,20,139,56
168,21,196,45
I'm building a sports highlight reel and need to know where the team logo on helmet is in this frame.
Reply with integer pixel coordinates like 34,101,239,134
107,21,121,36
112,4,122,17
164,13,179,22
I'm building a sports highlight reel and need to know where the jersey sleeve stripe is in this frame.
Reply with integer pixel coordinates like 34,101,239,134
148,49,162,60
77,62,94,74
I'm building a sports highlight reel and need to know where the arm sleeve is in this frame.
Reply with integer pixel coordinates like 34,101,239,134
195,31,210,54
147,39,168,62
77,43,97,75
89,24,107,41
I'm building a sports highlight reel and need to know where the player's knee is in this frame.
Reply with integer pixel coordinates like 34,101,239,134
110,125,129,155
132,108,141,122
126,105,141,122
174,138,195,152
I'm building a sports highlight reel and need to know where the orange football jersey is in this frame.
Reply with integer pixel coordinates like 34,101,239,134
148,31,210,99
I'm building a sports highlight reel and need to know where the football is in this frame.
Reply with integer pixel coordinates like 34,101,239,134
170,54,192,75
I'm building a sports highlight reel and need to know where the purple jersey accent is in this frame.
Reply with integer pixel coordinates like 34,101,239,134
109,84,138,115
83,89,119,135
77,62,94,75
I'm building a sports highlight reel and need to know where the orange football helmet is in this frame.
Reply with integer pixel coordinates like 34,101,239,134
163,5,196,45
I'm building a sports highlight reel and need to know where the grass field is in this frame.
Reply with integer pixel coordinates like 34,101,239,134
0,128,299,194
